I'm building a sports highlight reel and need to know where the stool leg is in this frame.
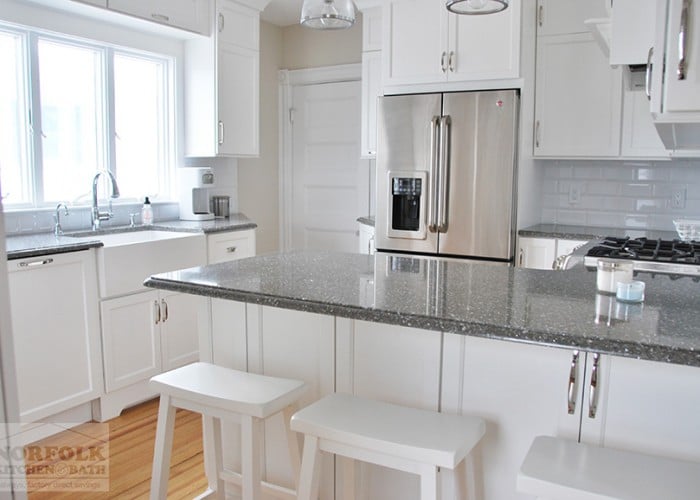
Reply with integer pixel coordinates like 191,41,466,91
241,415,263,500
283,405,302,490
150,395,176,500
297,435,322,500
419,464,439,500
207,416,226,499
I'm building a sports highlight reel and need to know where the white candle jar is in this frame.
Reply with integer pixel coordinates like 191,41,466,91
596,259,633,294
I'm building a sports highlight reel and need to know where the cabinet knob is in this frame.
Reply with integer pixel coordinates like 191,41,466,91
226,246,237,253
151,13,170,22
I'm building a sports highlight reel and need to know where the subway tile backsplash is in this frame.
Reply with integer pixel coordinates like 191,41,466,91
539,159,700,230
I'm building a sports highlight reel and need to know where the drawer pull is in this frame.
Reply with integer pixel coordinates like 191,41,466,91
161,299,169,322
567,350,580,415
155,300,161,325
19,258,54,268
226,246,237,253
151,13,170,22
588,353,600,418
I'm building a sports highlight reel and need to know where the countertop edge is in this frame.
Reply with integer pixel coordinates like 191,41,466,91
143,276,700,368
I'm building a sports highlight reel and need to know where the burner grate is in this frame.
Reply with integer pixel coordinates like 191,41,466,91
587,237,700,266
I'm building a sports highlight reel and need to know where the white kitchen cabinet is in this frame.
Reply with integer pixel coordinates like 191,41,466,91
358,221,375,255
382,0,520,89
361,6,382,159
185,0,264,157
518,236,556,269
534,32,623,157
536,0,610,36
107,0,209,34
555,238,588,258
8,251,103,423
207,228,256,264
621,88,670,158
101,289,198,392
610,0,656,65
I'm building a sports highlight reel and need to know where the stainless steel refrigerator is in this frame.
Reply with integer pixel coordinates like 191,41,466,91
375,89,519,262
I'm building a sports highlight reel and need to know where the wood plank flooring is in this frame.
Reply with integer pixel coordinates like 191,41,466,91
24,398,208,499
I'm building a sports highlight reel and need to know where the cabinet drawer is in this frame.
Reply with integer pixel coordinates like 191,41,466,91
207,229,256,264
107,0,209,34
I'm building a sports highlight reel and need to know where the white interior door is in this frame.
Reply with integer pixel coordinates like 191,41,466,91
290,79,368,252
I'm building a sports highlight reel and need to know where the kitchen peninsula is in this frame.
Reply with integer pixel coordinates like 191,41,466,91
145,251,700,499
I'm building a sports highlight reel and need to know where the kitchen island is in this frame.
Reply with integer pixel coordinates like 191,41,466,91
145,251,700,500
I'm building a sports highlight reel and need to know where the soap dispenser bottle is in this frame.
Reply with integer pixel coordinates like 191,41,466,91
141,197,154,225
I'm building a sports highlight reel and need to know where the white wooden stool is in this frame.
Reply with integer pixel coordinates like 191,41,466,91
517,435,700,500
290,393,486,500
148,362,307,500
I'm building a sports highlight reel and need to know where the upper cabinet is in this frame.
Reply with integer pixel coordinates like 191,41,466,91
536,0,610,36
106,0,210,34
361,6,382,159
382,0,520,92
649,0,700,151
185,0,266,158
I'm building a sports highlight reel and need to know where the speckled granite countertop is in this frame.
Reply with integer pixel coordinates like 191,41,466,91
519,223,679,241
357,216,375,227
6,214,256,260
145,250,700,368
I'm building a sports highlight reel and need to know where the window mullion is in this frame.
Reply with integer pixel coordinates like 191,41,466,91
105,47,116,177
27,32,43,206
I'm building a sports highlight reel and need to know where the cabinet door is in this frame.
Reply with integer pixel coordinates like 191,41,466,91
159,291,199,372
518,237,556,269
383,0,446,87
660,0,700,113
336,319,442,500
8,251,102,423
107,0,209,34
448,0,520,81
218,42,259,157
534,33,623,157
621,89,670,158
361,50,382,158
207,229,256,264
580,355,700,462
441,335,582,500
536,0,610,36
101,291,161,392
555,238,589,258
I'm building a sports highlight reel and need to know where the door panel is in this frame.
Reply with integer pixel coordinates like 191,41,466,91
439,90,517,259
375,93,441,254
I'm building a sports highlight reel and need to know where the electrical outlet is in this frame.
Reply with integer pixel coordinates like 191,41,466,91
672,188,686,209
569,184,582,204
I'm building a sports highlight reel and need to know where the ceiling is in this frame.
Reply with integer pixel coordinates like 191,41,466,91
261,0,305,27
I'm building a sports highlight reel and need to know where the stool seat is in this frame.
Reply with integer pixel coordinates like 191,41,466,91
291,393,485,469
518,436,700,500
149,361,306,419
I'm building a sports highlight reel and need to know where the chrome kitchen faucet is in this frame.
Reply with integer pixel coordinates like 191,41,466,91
91,170,120,230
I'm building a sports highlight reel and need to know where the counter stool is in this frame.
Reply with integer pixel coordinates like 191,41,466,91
517,435,700,500
148,362,307,500
290,393,486,500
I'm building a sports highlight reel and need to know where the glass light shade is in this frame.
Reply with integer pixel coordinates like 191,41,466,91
300,0,356,29
446,0,509,15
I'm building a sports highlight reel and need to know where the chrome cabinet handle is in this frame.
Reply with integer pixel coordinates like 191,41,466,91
218,13,225,33
518,248,524,267
18,258,54,268
428,116,440,233
437,115,451,232
151,13,170,22
588,353,600,418
567,351,580,415
226,246,237,253
440,51,447,73
535,120,541,148
448,51,455,72
161,299,169,322
538,4,544,27
155,300,161,325
678,0,690,80
645,47,654,100
218,121,224,145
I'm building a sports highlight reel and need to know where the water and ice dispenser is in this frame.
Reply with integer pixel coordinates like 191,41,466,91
386,171,427,239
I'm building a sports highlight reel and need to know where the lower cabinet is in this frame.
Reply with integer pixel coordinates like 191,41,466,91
7,250,103,424
207,228,256,264
101,290,198,392
518,236,588,270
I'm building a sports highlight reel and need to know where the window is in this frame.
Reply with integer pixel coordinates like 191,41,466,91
0,24,174,208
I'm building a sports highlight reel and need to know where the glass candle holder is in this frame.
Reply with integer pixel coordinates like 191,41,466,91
596,259,633,294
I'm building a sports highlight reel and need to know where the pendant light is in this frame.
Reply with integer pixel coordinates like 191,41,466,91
446,0,509,15
300,0,356,29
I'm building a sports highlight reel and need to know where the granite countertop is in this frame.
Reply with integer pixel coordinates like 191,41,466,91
519,223,679,241
357,216,375,227
5,214,257,260
145,250,700,368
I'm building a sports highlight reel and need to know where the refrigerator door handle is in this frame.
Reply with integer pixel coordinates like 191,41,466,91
428,116,441,233
437,115,451,232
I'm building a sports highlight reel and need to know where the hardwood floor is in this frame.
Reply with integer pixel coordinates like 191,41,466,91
24,398,208,499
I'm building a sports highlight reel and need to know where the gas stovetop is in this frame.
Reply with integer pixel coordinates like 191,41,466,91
584,237,700,276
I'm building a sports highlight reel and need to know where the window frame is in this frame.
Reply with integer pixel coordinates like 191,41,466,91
0,22,176,209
